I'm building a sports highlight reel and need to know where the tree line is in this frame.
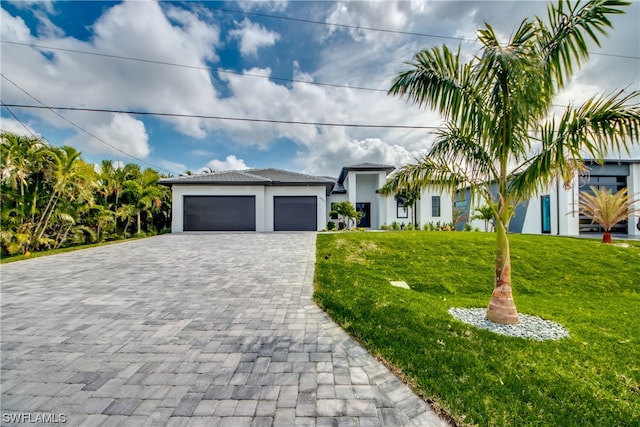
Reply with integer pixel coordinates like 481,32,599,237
1,132,172,256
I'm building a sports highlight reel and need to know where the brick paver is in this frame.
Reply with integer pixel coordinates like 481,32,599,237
1,233,449,426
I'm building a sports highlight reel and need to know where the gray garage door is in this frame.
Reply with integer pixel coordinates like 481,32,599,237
274,196,317,231
183,196,255,231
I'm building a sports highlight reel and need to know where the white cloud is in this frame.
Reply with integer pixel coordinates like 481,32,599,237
204,155,249,172
0,117,40,137
156,159,187,176
229,18,280,57
7,0,56,13
2,1,637,178
237,1,288,13
1,0,221,151
190,149,215,157
67,114,150,158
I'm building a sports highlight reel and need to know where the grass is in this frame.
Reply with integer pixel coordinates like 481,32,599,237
314,232,640,427
0,236,147,264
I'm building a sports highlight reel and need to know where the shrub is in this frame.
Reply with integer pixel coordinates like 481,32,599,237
391,221,400,231
327,221,336,231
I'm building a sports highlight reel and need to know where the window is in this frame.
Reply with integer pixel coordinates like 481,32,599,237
541,195,551,234
329,202,338,219
396,197,408,218
432,196,441,217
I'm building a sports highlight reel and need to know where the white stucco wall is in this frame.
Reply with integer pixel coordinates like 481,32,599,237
516,175,580,236
170,184,327,232
417,189,453,227
264,186,327,232
170,185,265,232
628,163,640,236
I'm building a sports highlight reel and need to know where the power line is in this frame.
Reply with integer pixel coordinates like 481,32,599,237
1,101,38,138
0,74,178,175
201,4,477,43
201,4,639,60
1,103,442,130
0,41,388,93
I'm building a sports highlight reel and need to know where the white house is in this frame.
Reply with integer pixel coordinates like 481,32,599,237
159,163,454,232
328,163,453,229
460,159,640,237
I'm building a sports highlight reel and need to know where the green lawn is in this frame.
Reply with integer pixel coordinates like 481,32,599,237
314,232,640,427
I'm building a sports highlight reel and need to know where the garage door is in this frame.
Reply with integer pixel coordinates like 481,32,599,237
183,196,255,231
274,196,317,231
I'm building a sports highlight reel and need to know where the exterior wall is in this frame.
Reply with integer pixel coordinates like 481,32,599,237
334,170,389,229
627,163,640,237
170,184,326,232
326,194,348,227
170,185,265,232
520,175,579,236
354,172,382,229
416,189,453,227
264,186,327,232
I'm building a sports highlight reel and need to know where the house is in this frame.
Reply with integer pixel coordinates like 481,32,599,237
159,163,454,232
459,159,640,237
328,163,453,229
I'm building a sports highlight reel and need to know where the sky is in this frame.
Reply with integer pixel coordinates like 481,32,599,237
1,0,639,177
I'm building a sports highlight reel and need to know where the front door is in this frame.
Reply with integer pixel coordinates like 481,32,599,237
356,202,371,228
541,195,551,234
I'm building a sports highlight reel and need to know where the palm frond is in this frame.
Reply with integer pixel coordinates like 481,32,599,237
541,0,629,88
577,186,640,231
381,153,466,197
389,45,486,129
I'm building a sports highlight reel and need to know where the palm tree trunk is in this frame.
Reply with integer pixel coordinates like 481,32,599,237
486,219,519,324
31,192,59,249
137,211,141,235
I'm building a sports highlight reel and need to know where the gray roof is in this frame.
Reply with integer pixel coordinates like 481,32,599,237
159,168,335,188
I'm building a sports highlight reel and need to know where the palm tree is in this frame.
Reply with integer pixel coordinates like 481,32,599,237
123,167,163,235
385,0,640,324
329,201,363,230
578,187,639,242
31,146,97,250
472,205,497,232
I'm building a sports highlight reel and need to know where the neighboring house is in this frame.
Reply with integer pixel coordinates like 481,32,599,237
159,163,454,232
459,159,640,237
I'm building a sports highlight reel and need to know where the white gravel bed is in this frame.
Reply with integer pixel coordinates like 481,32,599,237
448,307,569,341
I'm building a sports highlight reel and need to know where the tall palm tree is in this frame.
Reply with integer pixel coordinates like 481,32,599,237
123,167,163,235
385,0,640,324
31,146,97,250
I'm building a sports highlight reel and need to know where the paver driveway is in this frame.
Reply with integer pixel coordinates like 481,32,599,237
1,233,448,427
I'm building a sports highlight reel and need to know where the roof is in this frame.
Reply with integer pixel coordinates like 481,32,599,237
342,162,396,171
159,168,335,188
336,162,396,186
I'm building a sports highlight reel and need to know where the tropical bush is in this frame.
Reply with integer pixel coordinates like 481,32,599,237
0,132,171,256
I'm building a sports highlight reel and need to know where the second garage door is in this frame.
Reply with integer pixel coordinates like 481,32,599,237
274,196,317,231
183,196,256,231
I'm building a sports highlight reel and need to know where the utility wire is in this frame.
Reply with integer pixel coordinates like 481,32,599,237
1,101,38,138
1,104,442,130
201,4,477,43
0,74,178,175
0,41,388,93
201,4,639,60
5,41,634,109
